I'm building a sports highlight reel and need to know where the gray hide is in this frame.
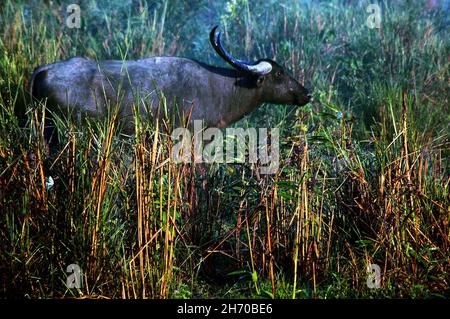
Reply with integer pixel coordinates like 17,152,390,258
30,32,310,133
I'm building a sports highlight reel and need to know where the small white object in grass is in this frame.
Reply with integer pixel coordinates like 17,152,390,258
46,176,54,190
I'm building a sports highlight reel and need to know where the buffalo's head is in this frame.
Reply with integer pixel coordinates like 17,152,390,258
210,26,311,107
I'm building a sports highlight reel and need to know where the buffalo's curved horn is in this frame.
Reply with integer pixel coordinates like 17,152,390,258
210,26,272,75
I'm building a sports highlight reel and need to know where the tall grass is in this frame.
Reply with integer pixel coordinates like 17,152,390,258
0,0,448,298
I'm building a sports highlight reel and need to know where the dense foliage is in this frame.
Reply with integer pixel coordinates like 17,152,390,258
0,0,448,298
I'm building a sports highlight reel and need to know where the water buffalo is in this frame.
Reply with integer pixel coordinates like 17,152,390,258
30,26,310,132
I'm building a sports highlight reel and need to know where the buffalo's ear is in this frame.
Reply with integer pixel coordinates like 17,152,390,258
256,76,265,87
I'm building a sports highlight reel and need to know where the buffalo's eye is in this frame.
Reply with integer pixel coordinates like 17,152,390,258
275,71,283,78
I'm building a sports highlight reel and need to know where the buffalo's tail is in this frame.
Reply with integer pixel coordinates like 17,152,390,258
29,65,49,101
